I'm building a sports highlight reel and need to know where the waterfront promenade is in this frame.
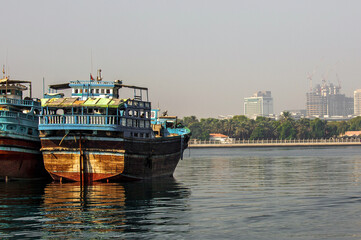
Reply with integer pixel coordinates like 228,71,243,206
189,138,361,148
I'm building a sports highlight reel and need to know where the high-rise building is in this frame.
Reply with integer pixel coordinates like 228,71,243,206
354,89,361,116
244,91,273,118
306,83,353,117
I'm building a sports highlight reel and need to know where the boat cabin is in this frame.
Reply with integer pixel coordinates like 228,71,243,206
39,72,153,139
0,78,28,100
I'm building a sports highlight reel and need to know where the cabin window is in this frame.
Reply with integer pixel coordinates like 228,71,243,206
101,89,105,94
96,89,99,94
151,111,155,118
133,119,138,127
146,133,150,138
122,118,126,126
128,110,132,117
87,108,93,114
75,89,79,94
91,89,94,94
106,89,110,94
134,133,138,137
80,89,83,93
140,133,144,138
127,119,132,127
140,120,144,128
28,128,33,135
134,111,138,117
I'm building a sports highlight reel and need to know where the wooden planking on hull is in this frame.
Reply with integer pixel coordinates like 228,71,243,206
0,137,41,150
43,150,125,182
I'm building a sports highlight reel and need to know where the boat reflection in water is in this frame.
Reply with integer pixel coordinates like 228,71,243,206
41,178,191,238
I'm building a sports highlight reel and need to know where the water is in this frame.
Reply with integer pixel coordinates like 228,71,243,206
1,147,361,239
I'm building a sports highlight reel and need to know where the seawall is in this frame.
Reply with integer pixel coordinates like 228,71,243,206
189,139,361,148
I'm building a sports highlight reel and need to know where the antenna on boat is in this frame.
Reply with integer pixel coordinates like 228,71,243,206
43,77,45,98
97,69,102,81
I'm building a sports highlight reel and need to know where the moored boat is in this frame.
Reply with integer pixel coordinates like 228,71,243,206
0,70,48,180
39,70,190,183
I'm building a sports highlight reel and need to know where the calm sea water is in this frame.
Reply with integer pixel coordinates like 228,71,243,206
1,147,361,239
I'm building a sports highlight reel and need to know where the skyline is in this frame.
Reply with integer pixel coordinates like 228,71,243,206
2,0,361,118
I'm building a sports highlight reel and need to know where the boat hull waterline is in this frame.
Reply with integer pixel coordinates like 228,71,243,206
41,135,188,182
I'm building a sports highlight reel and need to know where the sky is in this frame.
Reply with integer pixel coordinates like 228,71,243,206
2,0,361,118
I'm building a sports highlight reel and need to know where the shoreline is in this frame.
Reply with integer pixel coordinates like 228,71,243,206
189,139,361,148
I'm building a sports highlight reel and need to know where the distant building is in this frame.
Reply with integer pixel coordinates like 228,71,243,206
340,131,361,138
218,115,234,120
282,109,306,120
244,91,273,118
354,89,361,116
306,83,353,117
209,133,230,143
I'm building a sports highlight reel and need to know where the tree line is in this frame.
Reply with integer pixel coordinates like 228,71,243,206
181,112,361,140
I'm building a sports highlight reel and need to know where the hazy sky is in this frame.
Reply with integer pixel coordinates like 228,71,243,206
2,0,361,118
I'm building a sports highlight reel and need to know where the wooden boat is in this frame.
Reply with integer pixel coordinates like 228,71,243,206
0,70,48,180
39,70,191,183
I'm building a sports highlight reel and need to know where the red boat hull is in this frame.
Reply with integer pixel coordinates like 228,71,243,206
0,150,48,180
0,137,48,180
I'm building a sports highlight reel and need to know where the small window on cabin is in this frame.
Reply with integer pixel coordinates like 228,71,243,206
80,89,83,93
134,133,138,137
146,133,149,138
140,133,144,138
75,89,78,94
128,110,132,117
28,128,33,135
91,89,94,94
85,89,88,93
134,111,138,117
101,89,105,94
96,89,99,94
151,111,155,118
106,89,110,94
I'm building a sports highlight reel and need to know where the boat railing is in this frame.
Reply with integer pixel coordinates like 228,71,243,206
39,114,151,128
0,98,40,107
0,110,37,121
70,81,115,86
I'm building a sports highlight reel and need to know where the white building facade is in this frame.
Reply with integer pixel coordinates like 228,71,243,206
354,89,361,116
244,91,273,118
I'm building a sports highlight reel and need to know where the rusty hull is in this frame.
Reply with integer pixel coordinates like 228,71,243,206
41,135,186,182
